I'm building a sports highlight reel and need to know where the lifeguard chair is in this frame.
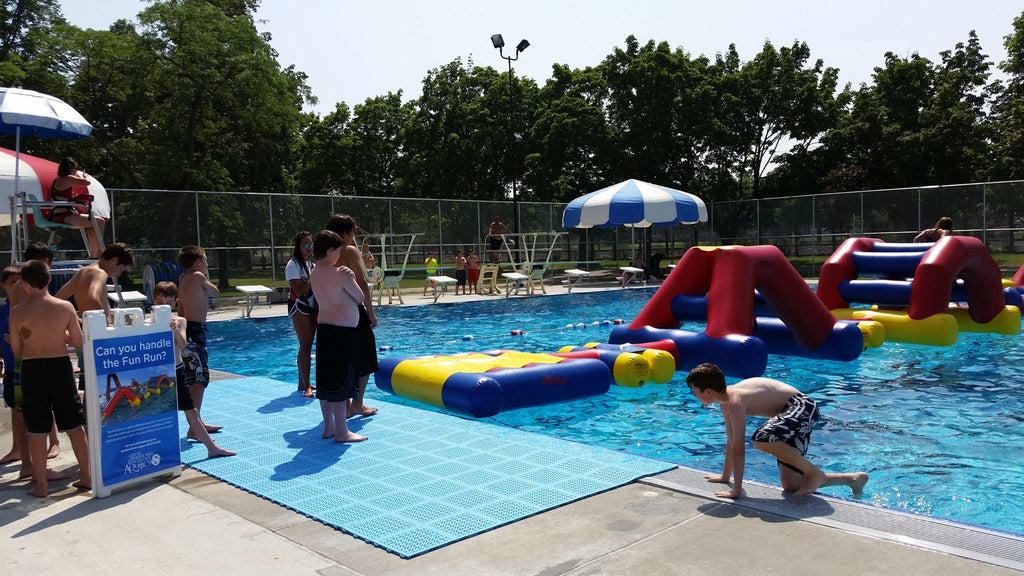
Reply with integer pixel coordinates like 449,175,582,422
11,192,104,261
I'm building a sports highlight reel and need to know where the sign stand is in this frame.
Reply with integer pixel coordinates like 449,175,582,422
83,306,181,498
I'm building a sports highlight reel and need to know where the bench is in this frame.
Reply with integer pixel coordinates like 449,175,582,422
237,285,273,317
426,275,458,303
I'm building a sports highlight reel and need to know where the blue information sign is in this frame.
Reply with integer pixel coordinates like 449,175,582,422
84,308,182,496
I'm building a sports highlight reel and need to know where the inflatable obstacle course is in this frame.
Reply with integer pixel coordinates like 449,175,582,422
818,237,1021,345
609,245,866,377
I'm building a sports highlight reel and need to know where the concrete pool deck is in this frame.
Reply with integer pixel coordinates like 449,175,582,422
1,281,1022,574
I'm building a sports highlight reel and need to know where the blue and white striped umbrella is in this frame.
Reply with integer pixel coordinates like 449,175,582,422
562,179,708,229
0,87,93,140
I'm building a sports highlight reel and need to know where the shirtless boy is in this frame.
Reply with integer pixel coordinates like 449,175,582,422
686,363,868,499
55,242,135,321
454,249,468,295
176,246,221,434
7,244,66,477
325,214,378,418
309,231,368,443
466,249,480,294
10,261,91,497
152,282,234,458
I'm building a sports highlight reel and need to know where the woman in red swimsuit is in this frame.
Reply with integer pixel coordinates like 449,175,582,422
46,157,106,258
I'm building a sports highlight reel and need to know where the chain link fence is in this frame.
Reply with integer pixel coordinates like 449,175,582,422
6,180,1023,290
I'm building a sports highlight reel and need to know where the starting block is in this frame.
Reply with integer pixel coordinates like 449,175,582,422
501,272,530,296
237,285,273,317
619,267,645,288
107,287,148,307
564,269,590,293
427,275,458,302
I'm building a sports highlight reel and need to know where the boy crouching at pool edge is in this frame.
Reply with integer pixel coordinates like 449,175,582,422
9,261,90,497
153,282,235,458
309,230,368,443
686,363,868,499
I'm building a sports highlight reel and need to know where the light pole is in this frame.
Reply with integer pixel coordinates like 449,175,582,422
491,34,529,235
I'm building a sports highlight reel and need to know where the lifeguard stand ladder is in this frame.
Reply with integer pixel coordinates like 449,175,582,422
361,232,420,305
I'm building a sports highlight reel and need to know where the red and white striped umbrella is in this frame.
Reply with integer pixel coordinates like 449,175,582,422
0,147,110,227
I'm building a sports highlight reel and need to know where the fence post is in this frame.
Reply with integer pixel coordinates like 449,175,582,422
756,199,761,244
194,191,201,246
268,193,277,288
982,183,987,246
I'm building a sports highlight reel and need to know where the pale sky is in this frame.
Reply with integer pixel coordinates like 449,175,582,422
59,1,1023,116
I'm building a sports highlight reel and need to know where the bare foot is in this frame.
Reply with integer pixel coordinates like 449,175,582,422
850,473,869,499
322,428,335,439
204,424,223,433
72,478,92,490
302,388,314,398
347,405,378,418
207,446,236,458
334,432,367,443
0,451,20,465
47,443,61,459
19,468,72,481
27,486,48,498
795,470,827,496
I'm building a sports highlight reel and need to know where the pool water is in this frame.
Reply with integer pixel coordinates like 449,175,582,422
207,290,1024,536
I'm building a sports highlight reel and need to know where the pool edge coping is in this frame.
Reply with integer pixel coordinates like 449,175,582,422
643,465,1024,572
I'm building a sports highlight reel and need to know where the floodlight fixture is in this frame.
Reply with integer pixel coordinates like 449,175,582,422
516,39,530,53
491,34,505,49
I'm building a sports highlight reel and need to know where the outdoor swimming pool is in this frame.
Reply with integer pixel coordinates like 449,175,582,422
207,290,1024,536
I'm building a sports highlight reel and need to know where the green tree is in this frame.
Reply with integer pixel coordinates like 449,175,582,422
402,58,510,200
601,37,718,193
348,92,415,197
989,11,1024,180
717,40,843,199
524,63,612,202
823,52,936,190
987,11,1024,251
294,103,356,194
920,31,992,184
0,0,63,88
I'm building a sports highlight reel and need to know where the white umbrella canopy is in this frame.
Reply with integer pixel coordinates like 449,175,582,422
0,87,93,140
0,147,109,227
561,179,708,228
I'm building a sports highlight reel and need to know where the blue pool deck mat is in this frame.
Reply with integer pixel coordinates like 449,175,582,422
179,376,674,558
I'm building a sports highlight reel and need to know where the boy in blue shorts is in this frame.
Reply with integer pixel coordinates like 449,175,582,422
177,245,221,435
686,363,868,499
153,282,234,458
